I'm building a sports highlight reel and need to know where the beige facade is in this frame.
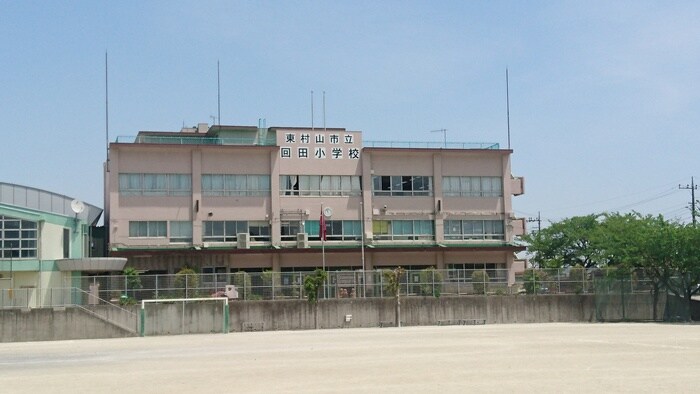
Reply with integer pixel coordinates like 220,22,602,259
106,124,525,281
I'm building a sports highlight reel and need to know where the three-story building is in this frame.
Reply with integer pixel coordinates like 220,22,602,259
106,123,525,283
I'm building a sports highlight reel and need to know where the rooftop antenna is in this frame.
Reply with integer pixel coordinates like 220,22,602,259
105,52,109,170
217,60,221,125
506,68,511,149
71,199,85,232
323,91,326,132
430,129,447,148
311,90,315,131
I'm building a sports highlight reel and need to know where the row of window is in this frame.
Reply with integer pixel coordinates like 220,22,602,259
118,173,503,198
119,174,192,196
202,175,270,196
281,175,362,196
442,177,503,197
0,216,38,258
127,219,505,243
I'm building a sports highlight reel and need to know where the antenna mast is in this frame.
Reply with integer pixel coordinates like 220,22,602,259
105,52,109,169
217,60,221,125
323,91,326,132
311,90,314,131
506,68,511,150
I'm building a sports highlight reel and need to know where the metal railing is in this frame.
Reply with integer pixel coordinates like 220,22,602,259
0,287,138,333
115,135,277,146
70,268,659,303
363,141,500,149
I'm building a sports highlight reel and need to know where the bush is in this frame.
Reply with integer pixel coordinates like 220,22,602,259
471,270,490,295
232,271,252,300
523,269,549,294
569,265,585,294
174,267,199,298
419,267,442,297
262,269,282,298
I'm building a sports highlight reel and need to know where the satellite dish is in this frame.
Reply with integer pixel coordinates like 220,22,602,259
323,206,333,218
71,199,85,215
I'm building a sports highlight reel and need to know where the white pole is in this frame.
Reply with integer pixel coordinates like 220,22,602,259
321,202,326,298
360,200,366,297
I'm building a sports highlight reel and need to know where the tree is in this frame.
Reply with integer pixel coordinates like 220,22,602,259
523,215,606,268
123,266,142,301
303,269,328,329
471,270,490,295
383,267,405,327
525,212,700,321
174,267,199,298
419,267,442,297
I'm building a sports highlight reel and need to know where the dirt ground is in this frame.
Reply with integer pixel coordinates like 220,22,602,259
1,323,699,393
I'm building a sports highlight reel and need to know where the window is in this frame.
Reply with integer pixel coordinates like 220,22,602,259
371,220,434,240
119,173,192,196
306,220,362,241
447,263,505,281
280,175,361,196
202,266,228,286
170,221,192,243
372,176,432,196
281,221,303,241
63,228,70,258
442,176,502,197
202,221,270,242
1,216,38,259
443,220,504,240
128,221,167,238
202,174,270,196
248,221,270,241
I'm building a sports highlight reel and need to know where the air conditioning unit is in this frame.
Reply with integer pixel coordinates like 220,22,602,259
237,233,250,249
296,233,309,249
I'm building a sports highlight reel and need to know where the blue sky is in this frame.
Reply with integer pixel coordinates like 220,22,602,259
1,1,698,226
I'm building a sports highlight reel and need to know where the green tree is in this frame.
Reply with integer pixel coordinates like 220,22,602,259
522,269,549,294
471,270,490,295
303,268,328,329
262,269,282,299
174,267,199,298
419,267,442,297
383,267,405,327
123,266,142,300
523,214,606,268
232,271,251,300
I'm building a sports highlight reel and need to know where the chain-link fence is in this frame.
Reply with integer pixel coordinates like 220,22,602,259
69,267,662,303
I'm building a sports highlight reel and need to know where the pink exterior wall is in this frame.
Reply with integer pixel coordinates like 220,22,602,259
106,125,524,278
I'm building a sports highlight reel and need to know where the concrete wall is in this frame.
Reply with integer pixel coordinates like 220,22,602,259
226,294,660,332
0,308,135,342
0,294,669,341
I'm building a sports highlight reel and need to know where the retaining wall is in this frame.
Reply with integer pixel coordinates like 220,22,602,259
0,294,669,342
0,308,135,342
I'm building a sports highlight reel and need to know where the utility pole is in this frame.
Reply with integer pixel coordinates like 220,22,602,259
527,211,541,233
679,177,698,226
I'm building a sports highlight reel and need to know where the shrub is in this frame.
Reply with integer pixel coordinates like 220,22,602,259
523,269,549,294
232,271,252,300
471,270,490,295
569,265,585,294
262,269,282,298
419,267,442,298
174,267,199,298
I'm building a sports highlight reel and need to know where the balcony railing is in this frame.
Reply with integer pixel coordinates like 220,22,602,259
115,135,277,146
364,141,500,149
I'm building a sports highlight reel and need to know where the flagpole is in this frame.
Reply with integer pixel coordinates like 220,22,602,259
321,203,326,298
